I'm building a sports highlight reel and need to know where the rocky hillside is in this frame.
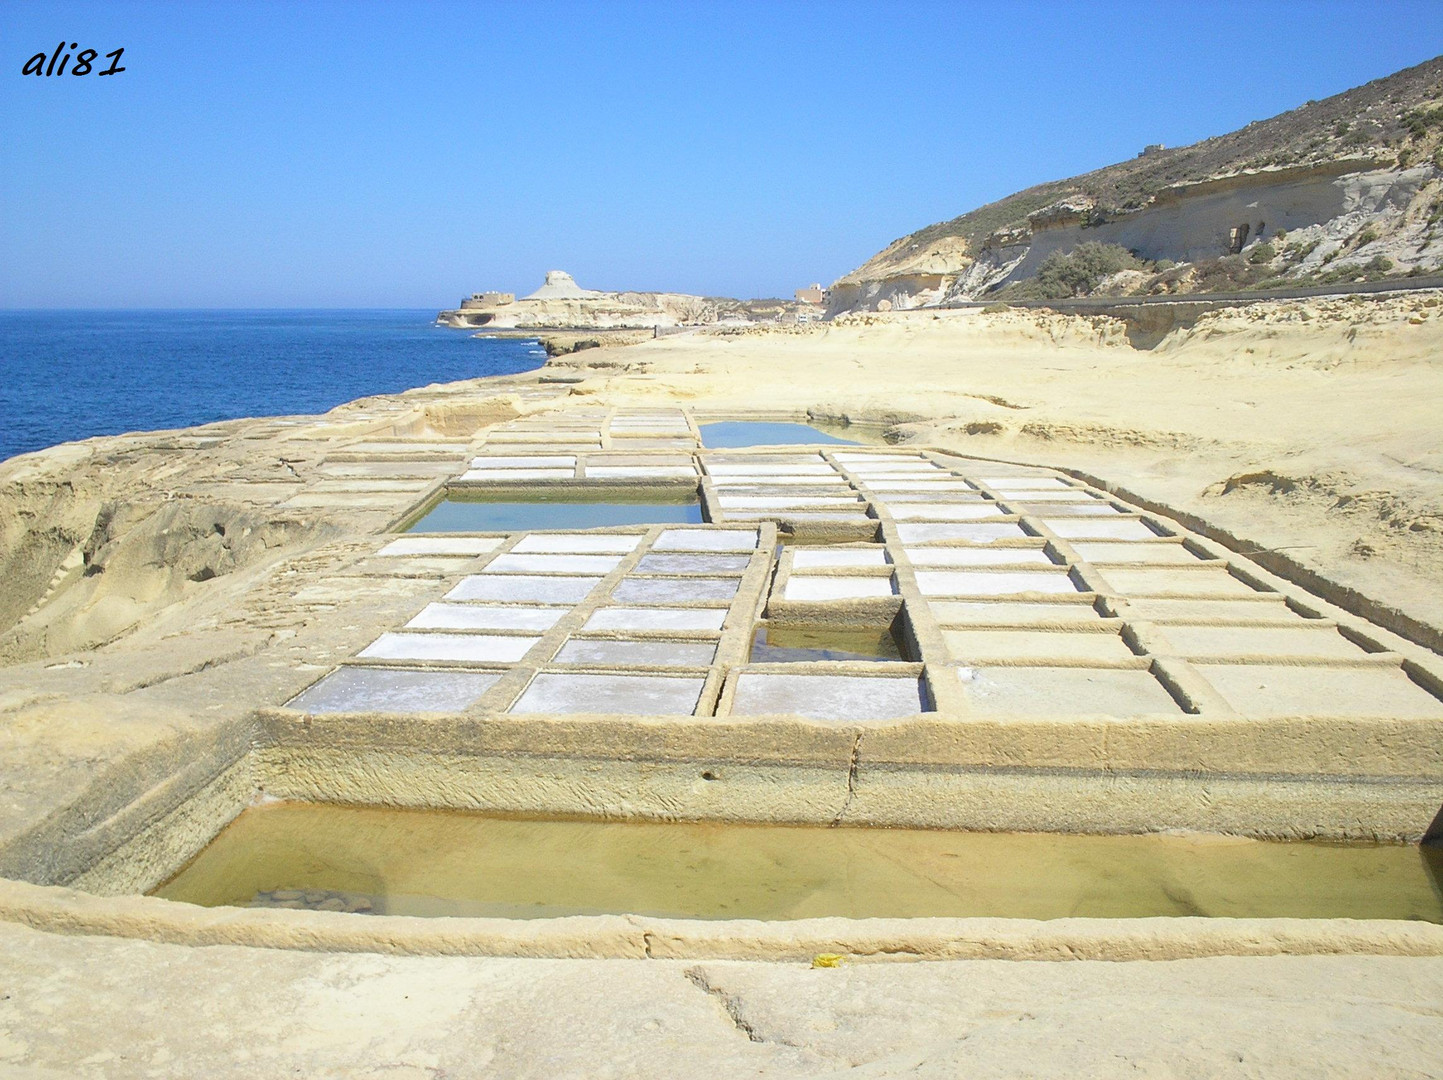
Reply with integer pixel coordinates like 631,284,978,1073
830,55,1443,313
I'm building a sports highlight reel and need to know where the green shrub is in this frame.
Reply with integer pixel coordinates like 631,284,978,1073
1272,229,1288,243
980,302,1011,314
1363,255,1394,273
1027,242,1143,298
1355,227,1379,246
1250,275,1291,291
1403,106,1443,138
1284,239,1320,262
1248,242,1277,265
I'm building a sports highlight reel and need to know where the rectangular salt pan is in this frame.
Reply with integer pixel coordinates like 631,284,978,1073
469,456,577,469
288,668,500,714
930,601,1101,625
486,553,626,574
706,463,835,476
904,547,1053,567
653,529,758,552
1071,542,1201,565
1000,489,1102,502
719,496,862,508
582,607,727,632
1097,568,1260,598
1119,598,1295,622
554,639,718,666
897,523,1028,544
848,466,946,476
457,469,576,481
1155,625,1367,660
376,537,503,557
982,477,1071,489
511,534,641,554
586,466,698,479
446,575,602,604
1043,518,1159,540
724,512,873,524
588,455,695,467
888,504,1006,521
783,576,896,600
866,483,977,493
1198,665,1443,718
713,478,849,488
791,548,890,567
406,604,565,632
1013,502,1123,517
943,629,1136,663
635,553,751,574
612,577,740,603
714,477,852,487
876,492,991,503
730,673,927,720
915,570,1079,597
359,632,538,663
956,666,1181,716
510,673,705,715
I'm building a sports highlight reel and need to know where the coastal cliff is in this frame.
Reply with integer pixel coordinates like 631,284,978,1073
830,55,1443,312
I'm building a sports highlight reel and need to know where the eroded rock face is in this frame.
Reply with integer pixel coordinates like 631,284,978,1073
0,489,327,664
828,55,1443,312
832,165,1443,311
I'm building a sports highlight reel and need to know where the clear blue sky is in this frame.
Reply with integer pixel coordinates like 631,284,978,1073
3,1,1441,308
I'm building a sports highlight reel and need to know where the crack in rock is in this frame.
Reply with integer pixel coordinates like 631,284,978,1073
684,967,767,1043
830,731,864,827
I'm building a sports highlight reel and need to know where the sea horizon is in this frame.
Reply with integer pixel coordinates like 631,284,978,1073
0,309,545,462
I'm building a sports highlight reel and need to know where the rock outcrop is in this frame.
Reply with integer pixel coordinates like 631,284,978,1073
438,271,801,331
521,270,604,301
440,272,819,331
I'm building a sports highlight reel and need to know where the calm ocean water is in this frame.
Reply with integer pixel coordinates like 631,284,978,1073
0,310,546,462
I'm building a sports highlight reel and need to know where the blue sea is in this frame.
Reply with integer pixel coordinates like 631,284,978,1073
0,310,546,462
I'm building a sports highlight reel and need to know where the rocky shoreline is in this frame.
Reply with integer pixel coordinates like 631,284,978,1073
1,297,1441,1076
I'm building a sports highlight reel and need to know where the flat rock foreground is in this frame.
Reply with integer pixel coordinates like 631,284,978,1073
1,295,1442,1077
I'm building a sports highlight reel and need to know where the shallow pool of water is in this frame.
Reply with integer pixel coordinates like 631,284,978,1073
407,495,703,532
750,624,906,662
154,803,1443,922
700,421,863,448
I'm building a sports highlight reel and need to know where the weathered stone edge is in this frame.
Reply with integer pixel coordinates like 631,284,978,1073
1,876,1440,961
